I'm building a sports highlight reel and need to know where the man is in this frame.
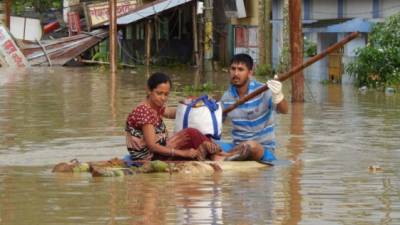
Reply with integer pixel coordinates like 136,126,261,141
217,53,289,162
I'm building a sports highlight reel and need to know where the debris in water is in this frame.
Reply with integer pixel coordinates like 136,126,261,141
368,165,383,173
359,86,367,94
385,87,395,96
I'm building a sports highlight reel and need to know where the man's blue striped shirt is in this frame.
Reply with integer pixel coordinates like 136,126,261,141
221,79,277,150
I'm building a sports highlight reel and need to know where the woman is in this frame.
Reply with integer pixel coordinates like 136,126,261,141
125,72,221,161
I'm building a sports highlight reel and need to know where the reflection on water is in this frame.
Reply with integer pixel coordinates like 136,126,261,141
1,67,400,224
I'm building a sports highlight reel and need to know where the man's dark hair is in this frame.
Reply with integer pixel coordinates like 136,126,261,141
147,72,172,90
230,53,253,70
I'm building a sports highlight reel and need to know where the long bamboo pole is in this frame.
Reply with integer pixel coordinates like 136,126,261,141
145,20,152,67
192,1,200,67
109,0,117,73
203,0,213,72
223,31,360,115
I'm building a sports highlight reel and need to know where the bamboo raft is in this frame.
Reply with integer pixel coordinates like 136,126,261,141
52,158,271,177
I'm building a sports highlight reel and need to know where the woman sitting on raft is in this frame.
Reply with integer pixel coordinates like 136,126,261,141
125,72,221,161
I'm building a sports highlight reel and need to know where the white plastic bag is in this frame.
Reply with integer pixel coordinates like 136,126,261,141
174,95,222,139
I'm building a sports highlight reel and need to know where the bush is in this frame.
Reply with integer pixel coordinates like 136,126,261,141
183,82,218,97
346,13,400,89
304,38,317,57
255,63,273,77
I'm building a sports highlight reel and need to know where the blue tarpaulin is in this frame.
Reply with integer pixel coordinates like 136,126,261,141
303,18,374,33
325,18,372,33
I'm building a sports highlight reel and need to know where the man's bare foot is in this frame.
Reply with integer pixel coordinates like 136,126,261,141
210,152,228,161
197,141,222,160
224,144,251,161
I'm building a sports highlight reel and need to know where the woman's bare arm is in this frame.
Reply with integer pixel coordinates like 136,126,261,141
163,106,176,119
142,124,198,159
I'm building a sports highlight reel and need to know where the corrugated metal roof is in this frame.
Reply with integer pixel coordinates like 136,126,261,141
115,0,193,25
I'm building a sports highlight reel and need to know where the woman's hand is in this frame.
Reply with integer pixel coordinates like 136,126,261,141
182,148,205,161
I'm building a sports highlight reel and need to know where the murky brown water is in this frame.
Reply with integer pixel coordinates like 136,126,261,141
0,66,399,225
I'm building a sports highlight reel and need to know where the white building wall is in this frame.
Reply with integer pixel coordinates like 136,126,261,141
311,0,338,19
345,0,373,18
381,0,400,18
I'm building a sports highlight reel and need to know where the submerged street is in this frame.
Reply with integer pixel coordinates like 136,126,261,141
0,67,399,224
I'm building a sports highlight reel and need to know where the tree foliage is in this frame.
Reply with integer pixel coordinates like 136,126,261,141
12,0,62,15
304,37,317,57
346,13,400,89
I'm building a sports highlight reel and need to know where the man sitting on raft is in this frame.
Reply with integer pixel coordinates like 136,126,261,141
215,53,289,162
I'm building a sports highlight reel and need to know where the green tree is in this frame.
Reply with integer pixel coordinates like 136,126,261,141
303,37,317,57
346,13,400,89
12,0,62,16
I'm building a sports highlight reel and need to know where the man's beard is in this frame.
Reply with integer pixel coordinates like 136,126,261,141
232,77,248,88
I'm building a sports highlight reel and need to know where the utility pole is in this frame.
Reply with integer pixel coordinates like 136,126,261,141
203,0,213,72
109,0,117,73
4,0,11,29
289,0,304,102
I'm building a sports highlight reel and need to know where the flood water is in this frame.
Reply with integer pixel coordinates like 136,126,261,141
0,66,399,225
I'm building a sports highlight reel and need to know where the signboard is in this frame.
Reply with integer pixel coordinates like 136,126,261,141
0,26,29,67
85,0,138,28
10,16,43,41
63,0,80,23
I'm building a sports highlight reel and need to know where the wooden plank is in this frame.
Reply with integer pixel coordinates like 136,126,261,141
36,39,52,66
